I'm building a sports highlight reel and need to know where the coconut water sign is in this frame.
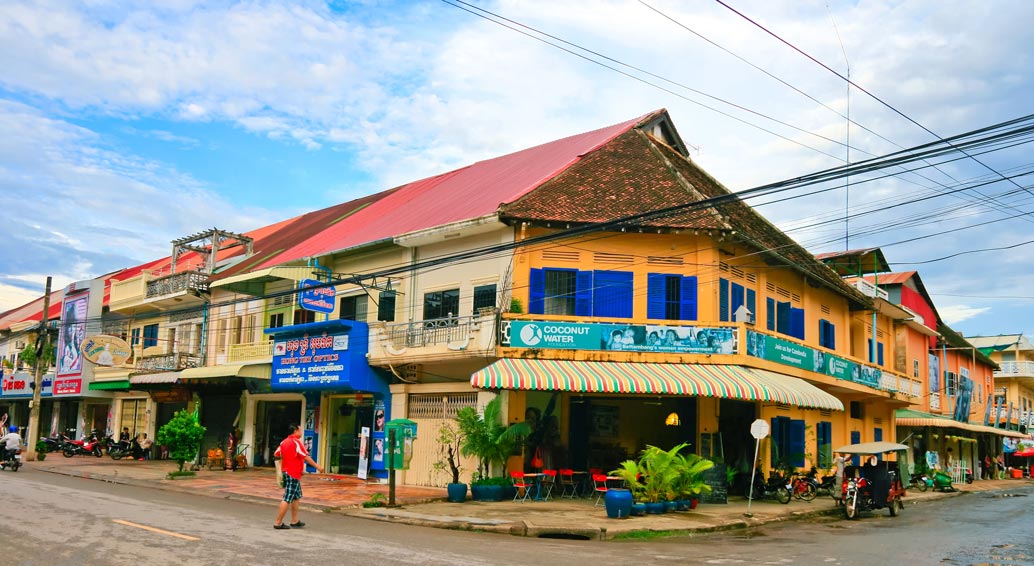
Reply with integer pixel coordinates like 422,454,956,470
297,279,336,314
509,321,600,350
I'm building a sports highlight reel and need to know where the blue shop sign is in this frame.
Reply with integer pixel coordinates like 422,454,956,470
266,320,385,393
297,278,336,314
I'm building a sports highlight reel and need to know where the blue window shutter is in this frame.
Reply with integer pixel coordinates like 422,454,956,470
874,427,884,462
867,338,874,362
746,289,756,320
680,276,698,321
877,342,885,365
827,321,836,350
776,301,791,334
575,270,593,317
529,268,545,314
766,298,776,331
719,278,729,321
789,307,805,340
850,431,861,466
818,320,826,348
731,283,744,316
817,421,832,467
593,270,633,318
647,273,666,319
790,419,806,468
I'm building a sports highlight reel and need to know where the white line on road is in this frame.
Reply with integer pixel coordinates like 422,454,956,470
112,519,200,541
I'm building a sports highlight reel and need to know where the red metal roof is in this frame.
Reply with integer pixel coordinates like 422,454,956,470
252,111,659,269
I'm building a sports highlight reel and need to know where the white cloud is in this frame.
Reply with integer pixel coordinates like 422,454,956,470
938,304,993,326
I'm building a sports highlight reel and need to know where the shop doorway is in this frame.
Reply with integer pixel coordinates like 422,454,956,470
718,398,756,494
86,403,108,435
200,394,241,458
326,395,374,475
255,400,302,467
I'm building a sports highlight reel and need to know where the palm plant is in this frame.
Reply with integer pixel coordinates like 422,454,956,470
639,442,688,503
673,452,715,500
609,459,645,502
456,396,530,481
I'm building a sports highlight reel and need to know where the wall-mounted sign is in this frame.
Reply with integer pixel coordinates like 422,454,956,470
745,330,881,388
81,334,133,366
57,292,89,377
506,321,736,354
0,371,53,397
297,279,336,314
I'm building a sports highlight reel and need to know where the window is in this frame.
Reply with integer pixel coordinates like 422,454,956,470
767,299,804,340
473,284,497,312
268,312,285,329
816,421,832,468
771,416,805,468
867,339,885,365
120,399,148,437
142,324,159,348
339,295,368,322
913,359,920,378
818,319,836,349
130,327,141,347
647,273,698,321
377,291,396,322
850,401,864,420
592,270,633,318
719,278,755,323
293,309,315,325
423,289,460,320
945,371,959,396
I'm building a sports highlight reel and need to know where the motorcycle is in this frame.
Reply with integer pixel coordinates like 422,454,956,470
746,471,792,504
62,431,104,458
910,471,932,492
0,447,22,472
38,434,65,454
813,468,838,498
105,436,133,460
931,469,956,492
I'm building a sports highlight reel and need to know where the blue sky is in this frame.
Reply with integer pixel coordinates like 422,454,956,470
1,0,1033,340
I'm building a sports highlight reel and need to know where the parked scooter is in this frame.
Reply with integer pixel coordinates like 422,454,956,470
62,431,104,458
38,433,65,454
931,469,956,492
910,471,932,492
746,471,792,504
0,447,22,472
104,436,133,460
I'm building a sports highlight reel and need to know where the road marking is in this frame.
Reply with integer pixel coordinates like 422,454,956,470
112,519,200,541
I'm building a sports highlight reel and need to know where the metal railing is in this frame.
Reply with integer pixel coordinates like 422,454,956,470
228,341,274,362
136,352,202,372
995,361,1034,377
386,315,474,349
145,270,209,299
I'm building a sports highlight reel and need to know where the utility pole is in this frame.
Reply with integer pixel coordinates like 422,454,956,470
26,276,52,461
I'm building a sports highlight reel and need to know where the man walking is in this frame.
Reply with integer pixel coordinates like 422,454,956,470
273,424,323,530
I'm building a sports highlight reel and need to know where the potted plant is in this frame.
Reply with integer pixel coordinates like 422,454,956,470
457,396,530,501
433,421,467,503
638,443,686,514
35,439,48,461
673,453,714,510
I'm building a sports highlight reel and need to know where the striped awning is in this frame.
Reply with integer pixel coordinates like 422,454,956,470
471,359,843,411
896,409,1028,438
130,372,182,384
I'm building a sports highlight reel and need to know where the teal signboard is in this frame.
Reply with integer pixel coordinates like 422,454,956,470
745,330,881,388
507,321,736,354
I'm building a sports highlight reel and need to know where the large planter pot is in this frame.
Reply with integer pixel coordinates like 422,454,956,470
645,502,665,514
604,488,633,519
663,500,677,513
675,499,689,511
447,483,468,503
483,484,504,502
470,484,485,501
690,498,699,510
630,502,646,516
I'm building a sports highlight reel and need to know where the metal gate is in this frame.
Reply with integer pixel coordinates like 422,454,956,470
406,392,479,487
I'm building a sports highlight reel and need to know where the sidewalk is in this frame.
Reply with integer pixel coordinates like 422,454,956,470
33,456,1034,540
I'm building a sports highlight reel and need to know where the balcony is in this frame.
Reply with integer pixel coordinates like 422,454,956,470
136,351,202,372
995,361,1034,379
109,273,153,314
144,270,210,310
851,279,889,300
228,340,273,363
368,311,498,365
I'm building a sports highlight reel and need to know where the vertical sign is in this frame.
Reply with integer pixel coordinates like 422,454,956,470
358,426,371,480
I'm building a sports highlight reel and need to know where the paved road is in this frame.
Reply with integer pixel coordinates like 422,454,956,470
8,467,1033,565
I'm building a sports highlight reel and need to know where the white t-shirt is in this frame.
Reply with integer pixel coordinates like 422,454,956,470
1,432,22,450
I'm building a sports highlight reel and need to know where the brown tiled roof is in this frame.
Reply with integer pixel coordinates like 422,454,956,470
501,128,869,307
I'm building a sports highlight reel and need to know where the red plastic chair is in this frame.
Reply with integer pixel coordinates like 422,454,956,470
540,469,557,501
510,471,532,503
558,469,577,498
591,473,609,506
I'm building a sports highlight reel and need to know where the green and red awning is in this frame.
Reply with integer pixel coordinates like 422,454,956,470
471,359,843,411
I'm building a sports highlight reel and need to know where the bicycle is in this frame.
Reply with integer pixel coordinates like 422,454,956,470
789,471,818,501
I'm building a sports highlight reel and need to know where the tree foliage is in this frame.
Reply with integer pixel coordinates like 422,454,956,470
456,396,529,481
19,341,55,370
156,409,206,472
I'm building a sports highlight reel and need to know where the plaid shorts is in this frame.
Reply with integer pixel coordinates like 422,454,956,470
282,473,303,503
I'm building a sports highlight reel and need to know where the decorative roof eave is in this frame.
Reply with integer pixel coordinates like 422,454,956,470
936,323,999,368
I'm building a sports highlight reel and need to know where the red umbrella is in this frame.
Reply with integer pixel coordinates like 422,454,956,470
1012,447,1034,458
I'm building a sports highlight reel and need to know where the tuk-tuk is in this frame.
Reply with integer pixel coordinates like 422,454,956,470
834,441,908,520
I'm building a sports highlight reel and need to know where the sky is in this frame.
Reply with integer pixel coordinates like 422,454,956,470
1,0,1033,339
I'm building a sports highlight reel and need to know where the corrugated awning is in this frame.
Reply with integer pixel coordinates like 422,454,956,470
130,372,182,384
896,409,1028,438
179,362,271,380
471,359,843,411
210,266,315,295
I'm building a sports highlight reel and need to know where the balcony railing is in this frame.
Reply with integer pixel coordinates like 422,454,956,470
137,352,202,372
995,361,1034,378
145,270,209,299
228,341,274,362
386,316,475,349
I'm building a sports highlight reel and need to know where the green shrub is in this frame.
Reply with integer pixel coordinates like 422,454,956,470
156,409,206,472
